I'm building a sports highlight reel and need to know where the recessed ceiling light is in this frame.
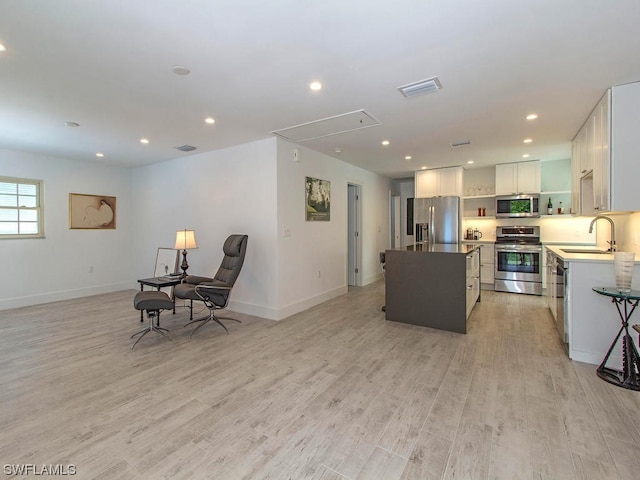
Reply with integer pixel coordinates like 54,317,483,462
405,155,412,160
334,147,342,154
467,160,474,164
204,117,215,124
140,138,149,144
421,166,427,170
523,138,533,143
64,121,80,127
0,43,6,52
382,140,390,146
96,152,104,158
309,81,322,91
526,113,538,120
172,65,190,75
522,154,530,158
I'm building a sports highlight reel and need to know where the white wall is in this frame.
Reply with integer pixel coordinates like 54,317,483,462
275,139,395,318
1,139,396,319
0,148,133,310
131,138,279,318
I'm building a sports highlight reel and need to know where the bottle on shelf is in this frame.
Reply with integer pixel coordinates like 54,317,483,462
547,197,553,215
558,201,564,214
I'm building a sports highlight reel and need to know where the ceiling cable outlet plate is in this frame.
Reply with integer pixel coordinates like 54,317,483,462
174,145,197,152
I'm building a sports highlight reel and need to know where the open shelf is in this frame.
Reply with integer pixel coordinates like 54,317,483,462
463,194,495,200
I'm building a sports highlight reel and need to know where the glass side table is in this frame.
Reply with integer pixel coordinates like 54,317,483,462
592,287,640,391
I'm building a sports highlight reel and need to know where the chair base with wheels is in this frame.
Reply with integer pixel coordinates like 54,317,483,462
132,291,174,349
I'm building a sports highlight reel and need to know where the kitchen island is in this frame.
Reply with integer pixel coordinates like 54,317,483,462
385,243,481,334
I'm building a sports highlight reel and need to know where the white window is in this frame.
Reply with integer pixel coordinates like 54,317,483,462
0,176,44,239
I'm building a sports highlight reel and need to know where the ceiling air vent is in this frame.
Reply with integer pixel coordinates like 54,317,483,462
174,145,197,152
398,76,442,98
450,140,471,148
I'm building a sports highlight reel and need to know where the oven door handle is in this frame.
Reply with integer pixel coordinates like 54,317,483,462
495,245,542,252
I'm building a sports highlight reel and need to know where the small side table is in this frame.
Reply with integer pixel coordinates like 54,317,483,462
137,277,182,324
592,287,640,391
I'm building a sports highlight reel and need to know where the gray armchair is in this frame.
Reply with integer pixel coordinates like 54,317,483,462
174,234,248,336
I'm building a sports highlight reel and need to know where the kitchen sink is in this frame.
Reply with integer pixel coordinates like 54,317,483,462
560,248,610,254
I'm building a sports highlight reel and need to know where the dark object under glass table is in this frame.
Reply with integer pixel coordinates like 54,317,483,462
592,287,640,391
137,277,182,324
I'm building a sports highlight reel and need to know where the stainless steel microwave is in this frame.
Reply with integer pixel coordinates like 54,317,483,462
495,194,540,218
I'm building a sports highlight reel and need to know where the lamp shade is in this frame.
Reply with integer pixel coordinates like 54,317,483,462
174,229,198,250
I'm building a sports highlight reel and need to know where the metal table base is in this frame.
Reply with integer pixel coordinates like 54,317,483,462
593,287,640,391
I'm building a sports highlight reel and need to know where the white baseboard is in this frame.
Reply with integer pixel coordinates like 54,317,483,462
0,282,134,311
362,272,383,286
570,348,618,368
1,282,348,323
229,285,348,321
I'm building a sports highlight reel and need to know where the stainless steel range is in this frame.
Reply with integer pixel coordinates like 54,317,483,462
494,226,542,295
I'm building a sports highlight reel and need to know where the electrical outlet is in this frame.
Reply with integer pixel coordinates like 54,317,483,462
317,269,321,278
283,228,291,237
88,266,94,273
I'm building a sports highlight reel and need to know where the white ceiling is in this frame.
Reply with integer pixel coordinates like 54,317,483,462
1,0,639,179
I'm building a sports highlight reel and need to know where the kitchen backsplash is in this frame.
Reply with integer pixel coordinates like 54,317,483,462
462,216,597,244
611,211,640,254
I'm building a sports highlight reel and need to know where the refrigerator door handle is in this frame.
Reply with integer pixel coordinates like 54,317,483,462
429,205,435,244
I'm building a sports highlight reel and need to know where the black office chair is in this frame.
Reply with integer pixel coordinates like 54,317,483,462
174,234,248,336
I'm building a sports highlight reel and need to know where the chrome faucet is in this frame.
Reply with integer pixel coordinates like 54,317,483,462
588,215,617,252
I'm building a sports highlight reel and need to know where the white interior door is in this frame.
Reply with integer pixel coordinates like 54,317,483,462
347,184,361,286
391,194,401,248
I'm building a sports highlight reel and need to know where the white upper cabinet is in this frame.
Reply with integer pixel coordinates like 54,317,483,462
415,169,438,197
495,161,541,195
573,82,638,215
415,166,463,197
592,92,610,212
609,82,639,212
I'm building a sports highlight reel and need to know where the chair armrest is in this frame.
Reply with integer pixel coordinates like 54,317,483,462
182,275,213,285
194,283,232,295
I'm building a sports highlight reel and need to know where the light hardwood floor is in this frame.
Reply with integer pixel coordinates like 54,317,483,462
1,284,639,479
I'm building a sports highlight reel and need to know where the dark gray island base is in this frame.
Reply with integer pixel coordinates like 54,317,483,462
384,243,481,334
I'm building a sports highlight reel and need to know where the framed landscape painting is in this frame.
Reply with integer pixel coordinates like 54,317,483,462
69,193,116,229
305,177,331,221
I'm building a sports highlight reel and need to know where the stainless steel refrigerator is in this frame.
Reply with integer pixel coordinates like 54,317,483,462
414,196,461,244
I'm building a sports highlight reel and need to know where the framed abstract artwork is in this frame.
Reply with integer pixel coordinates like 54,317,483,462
69,193,116,229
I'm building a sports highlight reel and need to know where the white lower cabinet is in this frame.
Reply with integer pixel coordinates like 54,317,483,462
555,255,640,367
479,243,494,286
466,249,481,318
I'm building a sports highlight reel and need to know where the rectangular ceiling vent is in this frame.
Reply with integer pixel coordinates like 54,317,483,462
271,109,381,142
398,76,442,98
174,144,197,152
450,140,471,148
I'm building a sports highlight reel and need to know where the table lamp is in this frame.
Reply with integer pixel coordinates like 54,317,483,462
174,229,198,277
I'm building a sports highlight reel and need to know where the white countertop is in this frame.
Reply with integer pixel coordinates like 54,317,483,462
546,244,615,263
